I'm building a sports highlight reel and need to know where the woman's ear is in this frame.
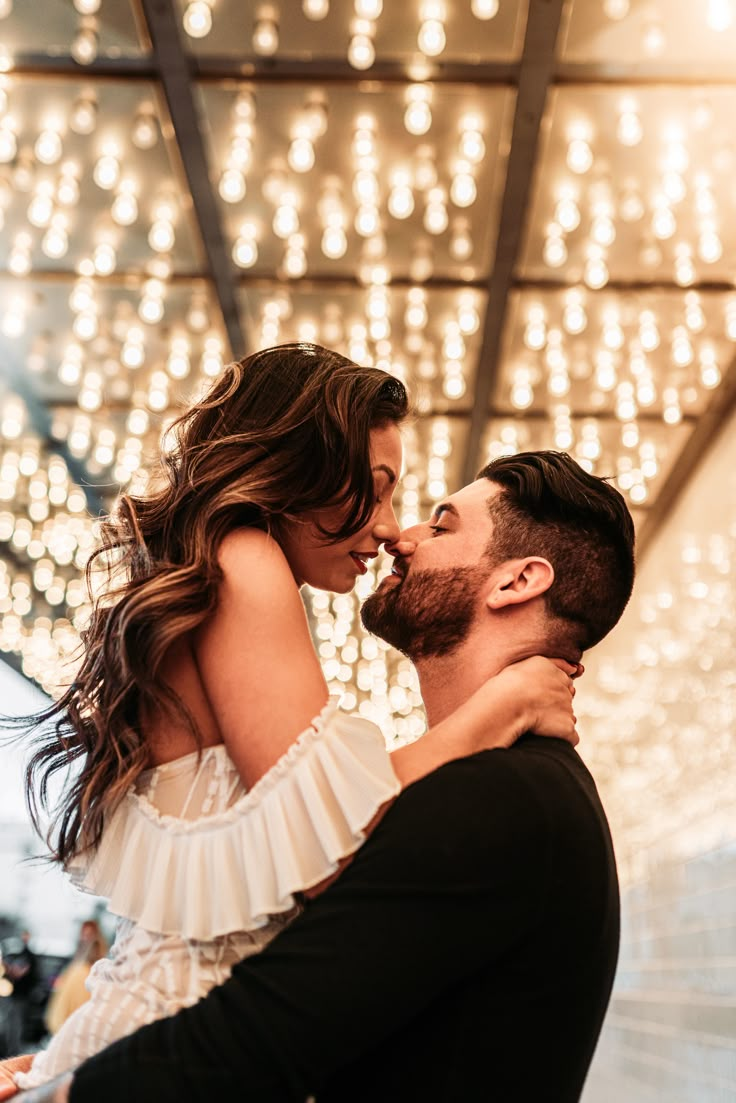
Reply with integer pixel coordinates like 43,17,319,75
486,557,555,610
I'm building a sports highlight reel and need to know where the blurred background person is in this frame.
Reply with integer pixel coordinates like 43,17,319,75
3,932,37,1057
44,922,108,1038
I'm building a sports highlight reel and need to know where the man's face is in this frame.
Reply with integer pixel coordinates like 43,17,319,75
361,479,500,660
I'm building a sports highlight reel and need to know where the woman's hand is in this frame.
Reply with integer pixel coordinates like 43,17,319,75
0,1055,33,1101
492,656,580,748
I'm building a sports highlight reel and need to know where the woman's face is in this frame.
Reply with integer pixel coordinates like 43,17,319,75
280,423,403,593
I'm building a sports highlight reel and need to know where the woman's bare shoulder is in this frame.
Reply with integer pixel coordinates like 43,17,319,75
217,527,294,585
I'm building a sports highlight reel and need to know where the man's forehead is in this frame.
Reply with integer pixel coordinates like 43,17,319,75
440,479,500,518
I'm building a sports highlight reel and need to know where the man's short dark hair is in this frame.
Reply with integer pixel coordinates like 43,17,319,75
477,450,636,653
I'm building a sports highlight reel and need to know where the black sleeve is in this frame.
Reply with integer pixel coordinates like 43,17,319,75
70,752,549,1103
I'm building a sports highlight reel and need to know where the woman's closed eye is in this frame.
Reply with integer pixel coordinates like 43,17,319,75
429,525,448,535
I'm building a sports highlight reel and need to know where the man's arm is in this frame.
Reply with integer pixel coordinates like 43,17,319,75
67,753,548,1103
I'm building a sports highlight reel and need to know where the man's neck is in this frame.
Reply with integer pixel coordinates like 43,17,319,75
415,631,551,727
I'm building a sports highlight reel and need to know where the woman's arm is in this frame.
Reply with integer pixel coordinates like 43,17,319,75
391,657,577,788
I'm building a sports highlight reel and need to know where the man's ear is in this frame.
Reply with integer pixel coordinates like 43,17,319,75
486,557,554,610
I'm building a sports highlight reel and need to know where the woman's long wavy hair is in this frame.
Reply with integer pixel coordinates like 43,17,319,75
22,343,408,866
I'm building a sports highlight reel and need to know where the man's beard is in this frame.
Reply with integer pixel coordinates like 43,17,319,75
360,563,490,661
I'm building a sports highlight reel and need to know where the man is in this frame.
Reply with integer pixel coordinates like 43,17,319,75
19,450,635,1103
3,932,38,1059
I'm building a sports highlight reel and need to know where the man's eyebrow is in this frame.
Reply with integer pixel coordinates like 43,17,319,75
432,502,460,522
372,464,397,484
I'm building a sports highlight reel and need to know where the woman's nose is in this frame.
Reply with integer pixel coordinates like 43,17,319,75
372,500,401,545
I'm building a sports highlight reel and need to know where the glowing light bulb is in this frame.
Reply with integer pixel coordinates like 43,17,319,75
233,225,258,268
273,202,299,239
42,219,68,259
355,0,382,16
93,153,120,190
603,0,629,17
471,0,499,17
643,22,665,55
35,128,63,165
567,138,593,174
73,0,101,12
543,232,567,268
584,252,609,289
699,227,723,263
93,242,116,275
617,109,642,146
355,205,379,236
321,225,348,259
253,16,279,55
450,169,476,208
303,0,329,17
112,184,138,226
288,137,315,173
148,219,175,252
219,168,246,203
71,95,97,135
707,0,732,32
652,204,676,240
555,195,580,232
417,19,446,56
404,97,432,136
132,110,158,150
0,123,17,163
563,295,587,335
183,0,212,37
348,33,375,69
71,22,98,65
449,220,472,261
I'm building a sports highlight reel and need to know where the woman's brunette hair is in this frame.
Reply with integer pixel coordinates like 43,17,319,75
23,343,408,865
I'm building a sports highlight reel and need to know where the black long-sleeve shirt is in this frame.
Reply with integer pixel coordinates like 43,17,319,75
70,736,619,1103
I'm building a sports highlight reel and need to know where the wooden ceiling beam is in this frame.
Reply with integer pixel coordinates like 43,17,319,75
138,0,248,360
460,0,567,488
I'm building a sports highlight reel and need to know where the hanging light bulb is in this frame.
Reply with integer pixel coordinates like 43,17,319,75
348,21,376,69
471,0,499,18
111,181,139,226
219,168,246,203
70,93,97,135
450,162,477,207
183,0,213,38
132,107,158,150
707,0,733,32
233,222,259,268
303,0,329,17
93,152,120,190
73,0,101,12
404,85,432,136
34,127,63,165
71,18,98,65
253,8,279,55
567,137,593,174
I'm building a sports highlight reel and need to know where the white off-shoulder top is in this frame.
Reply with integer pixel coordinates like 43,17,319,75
16,700,400,1089
67,698,400,941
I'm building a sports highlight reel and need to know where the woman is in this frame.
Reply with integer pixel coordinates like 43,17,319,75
44,922,108,1037
12,343,576,1090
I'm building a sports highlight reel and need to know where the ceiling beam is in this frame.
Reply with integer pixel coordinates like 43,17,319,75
460,0,567,488
138,0,247,360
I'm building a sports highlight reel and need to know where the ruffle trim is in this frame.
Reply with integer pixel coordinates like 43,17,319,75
67,700,400,941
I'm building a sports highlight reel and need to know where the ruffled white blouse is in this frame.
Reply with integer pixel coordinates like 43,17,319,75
16,700,400,1089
